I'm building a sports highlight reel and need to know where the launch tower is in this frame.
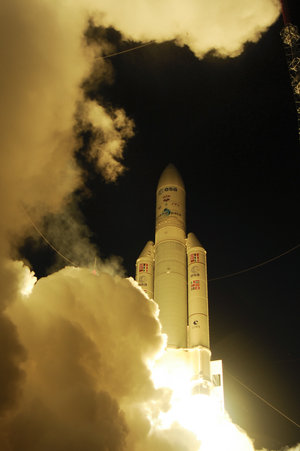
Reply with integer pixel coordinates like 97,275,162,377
280,0,300,142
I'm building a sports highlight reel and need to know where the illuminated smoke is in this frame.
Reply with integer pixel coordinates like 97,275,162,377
78,100,134,183
3,267,165,450
0,0,281,239
258,447,300,451
0,0,132,250
1,264,299,451
95,0,281,58
0,265,256,450
0,0,281,242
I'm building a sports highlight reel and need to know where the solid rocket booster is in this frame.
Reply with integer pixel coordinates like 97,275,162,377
136,241,155,300
136,165,210,348
186,233,210,349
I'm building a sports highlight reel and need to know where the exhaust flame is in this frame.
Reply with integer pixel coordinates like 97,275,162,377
19,264,37,297
149,350,256,451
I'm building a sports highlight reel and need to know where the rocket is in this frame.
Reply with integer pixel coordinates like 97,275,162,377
136,164,224,400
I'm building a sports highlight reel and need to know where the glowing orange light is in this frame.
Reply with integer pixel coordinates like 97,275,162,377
148,349,256,451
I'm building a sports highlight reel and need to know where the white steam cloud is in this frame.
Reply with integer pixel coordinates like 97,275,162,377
0,0,281,241
259,447,300,451
2,262,300,451
0,0,292,450
79,100,134,182
4,267,165,451
97,0,280,57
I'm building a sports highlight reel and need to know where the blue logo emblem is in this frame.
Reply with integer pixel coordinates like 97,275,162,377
163,208,171,216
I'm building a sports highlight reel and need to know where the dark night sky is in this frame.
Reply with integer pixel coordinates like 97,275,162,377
22,3,300,450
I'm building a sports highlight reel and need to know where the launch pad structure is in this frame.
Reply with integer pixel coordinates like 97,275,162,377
280,0,300,143
136,164,224,408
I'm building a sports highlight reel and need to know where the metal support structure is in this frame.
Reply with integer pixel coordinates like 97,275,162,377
280,19,300,142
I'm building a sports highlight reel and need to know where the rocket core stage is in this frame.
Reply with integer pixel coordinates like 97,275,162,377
136,164,224,401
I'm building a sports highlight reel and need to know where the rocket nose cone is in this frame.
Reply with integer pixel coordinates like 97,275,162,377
157,163,185,190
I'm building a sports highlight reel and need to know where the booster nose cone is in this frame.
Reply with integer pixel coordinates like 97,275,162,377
186,232,204,250
157,164,185,190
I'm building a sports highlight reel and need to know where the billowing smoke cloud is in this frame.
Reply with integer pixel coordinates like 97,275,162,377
0,0,281,242
1,0,84,239
78,100,134,183
0,0,289,450
0,0,132,250
4,265,206,451
97,0,280,57
259,447,300,451
2,263,300,451
2,267,165,451
0,1,131,446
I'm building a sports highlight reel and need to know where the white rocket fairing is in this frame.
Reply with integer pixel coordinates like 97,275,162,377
136,164,223,401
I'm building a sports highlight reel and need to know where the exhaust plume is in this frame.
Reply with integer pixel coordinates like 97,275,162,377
2,263,300,451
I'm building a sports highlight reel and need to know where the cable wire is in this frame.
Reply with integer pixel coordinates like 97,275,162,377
208,243,300,282
24,211,300,430
24,208,299,282
101,41,155,59
24,208,78,267
224,369,300,429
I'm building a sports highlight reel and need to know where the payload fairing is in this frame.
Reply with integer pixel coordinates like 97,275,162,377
136,164,224,402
